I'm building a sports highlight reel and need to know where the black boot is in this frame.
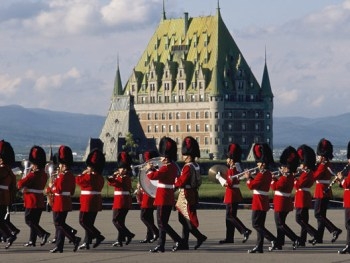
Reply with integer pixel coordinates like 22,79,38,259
338,245,350,254
248,246,263,253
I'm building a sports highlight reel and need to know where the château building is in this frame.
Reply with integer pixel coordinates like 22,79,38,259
88,3,274,161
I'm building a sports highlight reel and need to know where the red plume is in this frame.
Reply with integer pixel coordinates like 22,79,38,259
185,137,191,149
253,144,262,158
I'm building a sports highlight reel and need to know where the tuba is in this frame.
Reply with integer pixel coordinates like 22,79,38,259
134,157,164,198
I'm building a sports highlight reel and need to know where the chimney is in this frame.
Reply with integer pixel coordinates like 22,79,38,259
184,12,188,35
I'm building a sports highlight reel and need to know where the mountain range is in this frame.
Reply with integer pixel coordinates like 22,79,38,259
0,105,348,160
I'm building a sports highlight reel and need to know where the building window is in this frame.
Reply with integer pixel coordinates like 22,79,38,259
228,137,233,143
205,137,209,145
242,136,247,144
242,111,246,118
228,123,232,132
169,113,173,119
255,123,260,131
255,112,260,118
147,126,151,132
195,124,200,132
176,125,180,132
215,112,218,119
215,137,218,145
195,137,200,143
155,113,158,120
205,124,210,132
266,112,270,119
196,112,199,119
162,125,166,132
162,113,165,120
155,125,159,132
242,123,246,131
147,113,151,120
169,125,173,132
186,124,191,132
266,125,270,131
205,112,209,118
176,112,180,119
187,112,191,119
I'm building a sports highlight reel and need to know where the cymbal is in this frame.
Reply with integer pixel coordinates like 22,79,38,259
208,164,228,183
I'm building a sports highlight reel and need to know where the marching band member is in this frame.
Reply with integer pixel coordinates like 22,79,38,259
310,138,342,245
218,143,252,244
108,151,135,247
270,146,300,250
243,143,277,253
76,148,105,250
146,136,183,253
337,141,350,254
294,145,319,247
174,136,207,251
0,140,18,249
18,145,51,247
137,151,159,244
47,145,81,253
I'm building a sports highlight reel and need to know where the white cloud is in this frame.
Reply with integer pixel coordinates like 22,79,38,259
311,95,325,108
276,89,299,105
0,74,21,95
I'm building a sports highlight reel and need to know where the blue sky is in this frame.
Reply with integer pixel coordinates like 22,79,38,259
0,0,349,118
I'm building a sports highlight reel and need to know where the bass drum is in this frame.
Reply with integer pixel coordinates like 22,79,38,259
138,157,164,198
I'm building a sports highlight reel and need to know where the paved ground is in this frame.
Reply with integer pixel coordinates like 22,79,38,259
1,207,350,263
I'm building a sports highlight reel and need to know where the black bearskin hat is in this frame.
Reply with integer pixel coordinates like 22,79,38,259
227,143,242,162
57,145,73,167
117,151,132,169
252,143,274,167
280,146,299,173
86,148,105,174
347,141,350,160
181,136,200,158
297,144,316,170
143,150,159,162
316,138,334,160
29,145,46,169
159,136,177,161
0,140,15,166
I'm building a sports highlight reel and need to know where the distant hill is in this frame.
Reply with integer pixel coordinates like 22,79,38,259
0,105,348,160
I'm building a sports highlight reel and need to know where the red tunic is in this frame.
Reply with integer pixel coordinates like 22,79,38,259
174,163,198,205
223,167,243,204
51,171,76,212
108,175,132,210
76,171,104,212
294,170,314,208
246,170,272,211
140,190,155,209
17,169,47,209
340,170,350,208
147,162,177,206
270,174,294,212
313,162,333,199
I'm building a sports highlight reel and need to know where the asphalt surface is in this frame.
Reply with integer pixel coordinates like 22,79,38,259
1,206,350,263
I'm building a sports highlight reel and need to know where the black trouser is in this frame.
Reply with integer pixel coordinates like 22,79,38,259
156,205,182,248
345,208,350,245
79,211,100,244
0,205,11,239
274,211,298,246
178,207,205,246
53,211,77,250
295,208,318,243
225,203,249,241
140,208,158,240
252,210,276,249
25,208,47,244
314,198,339,241
112,208,134,242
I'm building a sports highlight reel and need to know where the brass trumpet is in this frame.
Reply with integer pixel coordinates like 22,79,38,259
229,167,259,180
324,164,349,194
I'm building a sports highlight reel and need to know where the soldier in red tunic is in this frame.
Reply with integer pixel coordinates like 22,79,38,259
218,143,252,244
269,146,300,251
0,140,18,249
310,138,342,245
47,145,81,253
18,145,51,247
136,151,159,244
294,144,318,247
146,136,183,253
173,136,207,251
108,151,135,247
244,143,277,253
76,148,105,250
336,141,350,254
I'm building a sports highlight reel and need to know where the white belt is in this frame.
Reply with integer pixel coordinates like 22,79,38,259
26,189,43,194
316,180,330,184
274,191,291,197
157,183,174,189
231,185,240,189
253,189,269,196
81,190,101,195
55,192,70,196
0,185,9,190
183,185,192,189
114,191,130,195
298,188,311,192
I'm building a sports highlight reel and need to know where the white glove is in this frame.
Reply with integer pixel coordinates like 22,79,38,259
215,172,221,180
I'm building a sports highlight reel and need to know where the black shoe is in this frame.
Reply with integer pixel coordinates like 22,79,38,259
140,238,151,243
194,235,207,250
5,235,17,249
125,233,135,245
338,245,350,254
150,245,165,253
24,241,36,247
41,232,50,246
93,235,105,248
292,237,301,250
248,246,263,253
298,241,306,247
112,241,123,247
73,237,81,252
149,234,159,243
309,238,322,245
243,229,252,243
78,242,90,250
172,242,189,252
219,239,234,244
12,229,20,236
49,238,56,244
331,229,342,243
268,240,282,252
50,247,63,253
71,229,77,235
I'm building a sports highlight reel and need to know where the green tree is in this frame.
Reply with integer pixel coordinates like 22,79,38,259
122,132,138,158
